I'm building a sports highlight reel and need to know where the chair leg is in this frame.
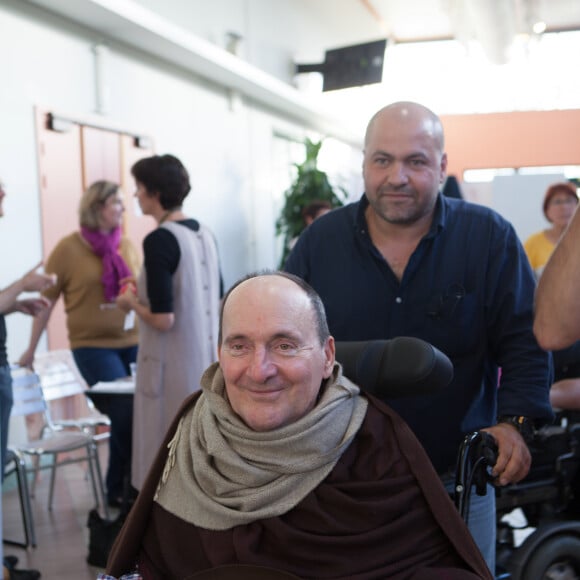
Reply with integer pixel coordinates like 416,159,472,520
48,455,58,511
29,456,39,498
87,442,109,520
3,449,36,549
14,451,36,548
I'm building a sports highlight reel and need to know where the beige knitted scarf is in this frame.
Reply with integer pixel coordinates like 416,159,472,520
154,362,368,530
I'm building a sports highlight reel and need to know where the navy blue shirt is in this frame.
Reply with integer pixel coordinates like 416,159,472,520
286,193,553,473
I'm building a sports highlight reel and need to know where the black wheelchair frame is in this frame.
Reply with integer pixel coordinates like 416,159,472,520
457,414,580,580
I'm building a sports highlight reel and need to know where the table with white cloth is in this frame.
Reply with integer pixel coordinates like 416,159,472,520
85,377,135,415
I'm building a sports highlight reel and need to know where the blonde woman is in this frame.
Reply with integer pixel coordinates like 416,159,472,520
19,180,140,507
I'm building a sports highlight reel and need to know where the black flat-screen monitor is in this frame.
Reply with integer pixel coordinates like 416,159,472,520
322,39,387,92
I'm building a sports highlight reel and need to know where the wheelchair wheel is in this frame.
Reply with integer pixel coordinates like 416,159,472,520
521,535,580,579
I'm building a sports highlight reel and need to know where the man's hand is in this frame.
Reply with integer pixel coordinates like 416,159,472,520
14,297,51,316
20,262,57,293
481,423,531,486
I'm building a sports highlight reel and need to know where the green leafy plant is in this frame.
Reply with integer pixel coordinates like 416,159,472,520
276,138,346,267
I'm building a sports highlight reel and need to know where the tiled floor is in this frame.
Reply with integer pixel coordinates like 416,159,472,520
2,446,113,580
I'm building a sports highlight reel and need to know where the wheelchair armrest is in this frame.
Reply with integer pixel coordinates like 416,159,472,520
335,336,453,398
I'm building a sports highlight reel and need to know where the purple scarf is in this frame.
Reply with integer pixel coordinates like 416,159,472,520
81,226,132,302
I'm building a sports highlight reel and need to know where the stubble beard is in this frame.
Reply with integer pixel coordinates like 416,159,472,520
369,189,437,226
370,189,430,226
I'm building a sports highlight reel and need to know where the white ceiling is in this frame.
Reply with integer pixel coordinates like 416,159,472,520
307,0,580,64
364,0,580,41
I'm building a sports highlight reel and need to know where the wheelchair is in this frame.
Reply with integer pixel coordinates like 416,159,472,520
338,338,580,580
456,413,580,580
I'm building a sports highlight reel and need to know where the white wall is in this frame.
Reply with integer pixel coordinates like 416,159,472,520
490,174,567,245
463,173,572,245
132,0,381,83
0,0,362,360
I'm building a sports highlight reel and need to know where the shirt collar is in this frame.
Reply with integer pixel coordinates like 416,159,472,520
428,193,446,238
357,192,446,239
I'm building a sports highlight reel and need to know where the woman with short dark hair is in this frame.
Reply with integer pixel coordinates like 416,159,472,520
117,154,222,490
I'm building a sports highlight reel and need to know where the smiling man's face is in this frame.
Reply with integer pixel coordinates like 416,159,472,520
218,275,334,432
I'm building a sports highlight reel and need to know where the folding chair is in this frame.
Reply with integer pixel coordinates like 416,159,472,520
8,365,108,520
32,349,111,442
3,448,36,548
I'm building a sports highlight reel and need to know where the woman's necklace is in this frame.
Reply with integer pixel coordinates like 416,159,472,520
158,210,172,225
158,207,182,225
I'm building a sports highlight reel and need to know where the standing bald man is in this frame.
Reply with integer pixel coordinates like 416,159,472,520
285,101,552,573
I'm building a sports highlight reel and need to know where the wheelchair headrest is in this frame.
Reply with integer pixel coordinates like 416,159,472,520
335,337,453,398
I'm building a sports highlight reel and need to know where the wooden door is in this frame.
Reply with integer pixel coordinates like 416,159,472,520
81,126,122,187
35,108,83,349
35,108,154,348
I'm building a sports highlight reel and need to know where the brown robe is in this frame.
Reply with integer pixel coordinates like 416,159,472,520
107,392,493,580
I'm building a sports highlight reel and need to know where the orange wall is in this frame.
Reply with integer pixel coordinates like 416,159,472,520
441,109,580,177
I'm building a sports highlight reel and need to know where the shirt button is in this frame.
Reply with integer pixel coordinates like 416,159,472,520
395,297,402,304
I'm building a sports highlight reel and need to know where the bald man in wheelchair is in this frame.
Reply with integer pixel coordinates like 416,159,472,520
103,272,492,580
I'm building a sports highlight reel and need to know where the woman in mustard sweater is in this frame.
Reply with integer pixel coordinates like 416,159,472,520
18,180,140,507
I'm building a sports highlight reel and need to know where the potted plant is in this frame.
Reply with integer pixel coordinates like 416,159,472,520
275,138,346,267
